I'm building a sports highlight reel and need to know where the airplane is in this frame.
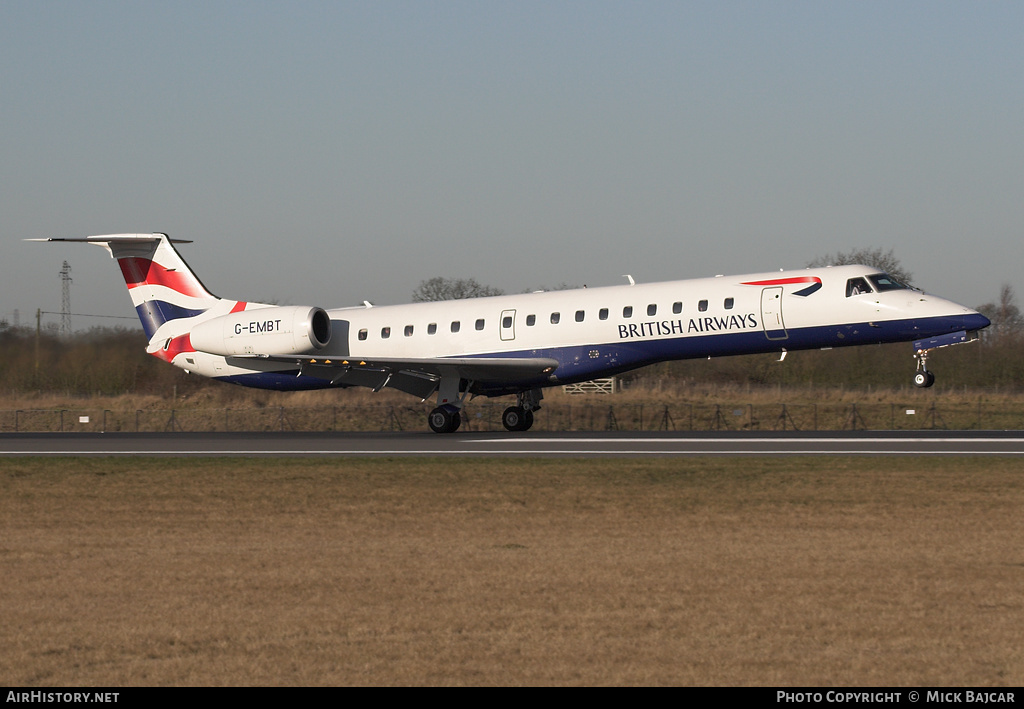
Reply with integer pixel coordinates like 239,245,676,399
34,233,989,433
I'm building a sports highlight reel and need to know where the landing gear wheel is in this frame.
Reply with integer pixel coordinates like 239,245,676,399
428,407,460,433
520,409,534,431
502,406,524,431
913,370,935,388
502,406,534,432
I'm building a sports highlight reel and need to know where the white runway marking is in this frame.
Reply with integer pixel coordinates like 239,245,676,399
470,436,1024,444
5,448,1024,456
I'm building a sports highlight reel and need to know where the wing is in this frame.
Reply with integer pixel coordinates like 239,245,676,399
228,354,559,399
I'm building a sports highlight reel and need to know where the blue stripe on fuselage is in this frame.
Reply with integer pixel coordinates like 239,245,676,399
136,301,208,339
211,313,987,396
463,313,987,395
216,370,338,391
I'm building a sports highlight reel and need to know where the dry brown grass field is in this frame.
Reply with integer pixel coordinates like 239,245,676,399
5,381,1024,432
3,456,1023,686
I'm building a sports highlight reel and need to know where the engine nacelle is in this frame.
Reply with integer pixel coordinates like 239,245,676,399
189,306,331,356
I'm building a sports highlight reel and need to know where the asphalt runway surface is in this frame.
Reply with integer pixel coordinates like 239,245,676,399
2,430,1024,456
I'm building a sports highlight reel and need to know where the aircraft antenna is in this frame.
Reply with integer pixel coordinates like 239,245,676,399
59,260,72,336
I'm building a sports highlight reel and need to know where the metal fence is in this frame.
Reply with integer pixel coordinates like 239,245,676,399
3,401,1023,432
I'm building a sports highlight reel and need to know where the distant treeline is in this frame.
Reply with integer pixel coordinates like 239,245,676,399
1,320,1021,399
0,326,196,397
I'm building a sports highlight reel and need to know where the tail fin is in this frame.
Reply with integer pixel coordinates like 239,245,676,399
33,233,225,339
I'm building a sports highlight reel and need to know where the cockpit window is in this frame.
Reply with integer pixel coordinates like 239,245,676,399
867,273,910,292
846,277,871,297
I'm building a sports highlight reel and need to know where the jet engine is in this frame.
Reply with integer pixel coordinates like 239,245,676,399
189,306,331,356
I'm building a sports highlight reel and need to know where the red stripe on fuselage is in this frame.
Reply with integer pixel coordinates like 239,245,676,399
118,257,209,298
152,334,195,364
741,276,822,286
230,301,247,313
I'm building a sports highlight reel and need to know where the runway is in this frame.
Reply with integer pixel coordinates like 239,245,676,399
2,430,1024,456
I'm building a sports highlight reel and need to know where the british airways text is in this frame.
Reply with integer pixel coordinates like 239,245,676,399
618,314,758,339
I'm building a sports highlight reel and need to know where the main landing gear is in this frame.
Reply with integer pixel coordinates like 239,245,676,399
428,405,462,433
426,387,543,433
427,372,469,434
502,389,543,432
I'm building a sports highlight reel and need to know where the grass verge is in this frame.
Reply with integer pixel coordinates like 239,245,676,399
3,456,1023,686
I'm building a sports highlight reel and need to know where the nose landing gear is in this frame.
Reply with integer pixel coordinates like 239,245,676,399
912,330,976,389
913,366,935,388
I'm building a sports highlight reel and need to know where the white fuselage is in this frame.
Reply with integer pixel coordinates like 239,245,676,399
180,264,985,395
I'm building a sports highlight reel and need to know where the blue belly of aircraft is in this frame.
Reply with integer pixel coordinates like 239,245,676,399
213,313,982,394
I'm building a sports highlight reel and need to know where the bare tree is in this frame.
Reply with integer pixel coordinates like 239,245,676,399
976,284,1023,343
806,247,912,285
522,282,580,293
412,277,504,302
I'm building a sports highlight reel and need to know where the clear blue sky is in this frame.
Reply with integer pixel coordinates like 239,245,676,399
2,1,1021,330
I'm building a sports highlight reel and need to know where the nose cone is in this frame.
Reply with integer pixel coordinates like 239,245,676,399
965,311,991,332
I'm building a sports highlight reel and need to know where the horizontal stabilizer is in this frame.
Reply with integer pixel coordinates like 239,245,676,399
27,233,193,244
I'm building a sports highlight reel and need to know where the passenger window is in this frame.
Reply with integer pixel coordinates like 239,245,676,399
427,323,437,335
724,297,734,309
381,327,391,339
358,329,368,341
647,304,657,316
698,300,708,312
673,302,682,314
846,277,871,297
451,321,460,333
475,319,485,331
502,316,512,328
623,306,633,318
575,310,585,322
526,314,536,326
550,312,560,324
599,308,608,320
404,325,414,337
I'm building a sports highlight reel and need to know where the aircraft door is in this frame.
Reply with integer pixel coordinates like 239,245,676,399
500,309,516,341
760,287,788,340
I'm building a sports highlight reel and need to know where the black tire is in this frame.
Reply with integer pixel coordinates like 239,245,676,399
428,407,456,433
913,371,935,388
520,409,534,431
502,406,526,432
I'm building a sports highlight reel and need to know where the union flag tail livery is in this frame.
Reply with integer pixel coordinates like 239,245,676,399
36,232,989,433
107,233,223,338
